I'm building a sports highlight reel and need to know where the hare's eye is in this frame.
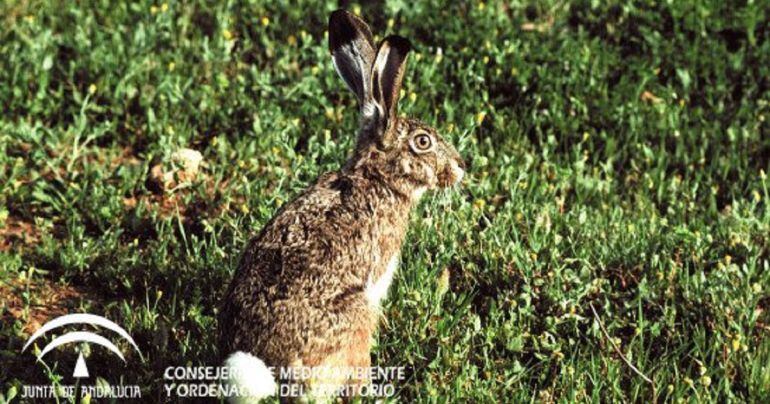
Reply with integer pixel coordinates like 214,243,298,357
410,133,433,153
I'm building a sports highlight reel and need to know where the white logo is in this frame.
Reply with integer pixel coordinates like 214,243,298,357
22,313,142,378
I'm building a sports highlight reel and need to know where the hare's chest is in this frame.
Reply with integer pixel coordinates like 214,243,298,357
365,255,398,308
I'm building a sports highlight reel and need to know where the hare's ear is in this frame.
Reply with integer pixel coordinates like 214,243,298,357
370,35,411,145
329,10,376,111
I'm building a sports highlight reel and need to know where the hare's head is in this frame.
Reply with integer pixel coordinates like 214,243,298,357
329,10,464,200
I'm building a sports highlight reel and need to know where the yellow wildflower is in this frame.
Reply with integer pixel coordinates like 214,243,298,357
476,111,486,125
437,268,450,296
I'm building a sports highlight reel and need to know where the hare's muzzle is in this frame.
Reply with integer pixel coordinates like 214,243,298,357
438,158,465,187
450,159,465,185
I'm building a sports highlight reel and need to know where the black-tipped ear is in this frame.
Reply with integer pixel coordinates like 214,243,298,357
329,10,376,109
370,35,411,143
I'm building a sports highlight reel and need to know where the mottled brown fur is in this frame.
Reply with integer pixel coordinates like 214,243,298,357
218,10,464,400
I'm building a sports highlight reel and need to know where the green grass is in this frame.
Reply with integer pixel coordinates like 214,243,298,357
1,0,769,402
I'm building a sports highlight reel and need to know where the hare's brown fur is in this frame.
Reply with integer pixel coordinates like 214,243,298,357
219,10,464,399
219,165,410,366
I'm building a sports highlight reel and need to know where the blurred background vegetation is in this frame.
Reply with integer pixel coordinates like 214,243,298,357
1,0,769,402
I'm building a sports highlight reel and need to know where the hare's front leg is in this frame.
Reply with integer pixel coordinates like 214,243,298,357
341,325,374,400
305,325,372,402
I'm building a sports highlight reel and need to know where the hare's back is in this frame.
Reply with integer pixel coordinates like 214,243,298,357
221,172,376,359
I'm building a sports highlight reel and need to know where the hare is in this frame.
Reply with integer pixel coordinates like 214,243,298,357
219,9,464,402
